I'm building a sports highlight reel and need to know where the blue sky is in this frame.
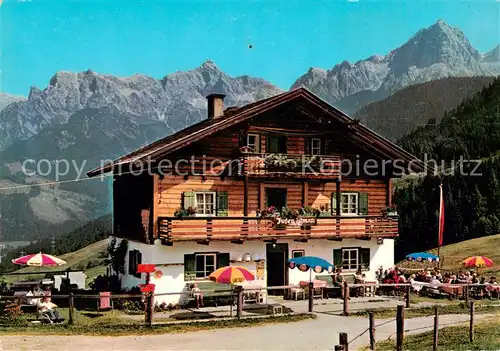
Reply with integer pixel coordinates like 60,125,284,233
1,0,499,96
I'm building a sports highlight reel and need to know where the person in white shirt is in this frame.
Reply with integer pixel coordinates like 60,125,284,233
190,283,204,308
38,297,62,322
430,276,441,289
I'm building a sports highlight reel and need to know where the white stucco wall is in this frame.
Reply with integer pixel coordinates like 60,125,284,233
117,237,394,305
121,239,266,305
284,238,394,284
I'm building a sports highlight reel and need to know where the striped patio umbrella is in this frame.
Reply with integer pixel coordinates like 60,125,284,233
462,256,494,268
11,252,67,267
209,266,255,284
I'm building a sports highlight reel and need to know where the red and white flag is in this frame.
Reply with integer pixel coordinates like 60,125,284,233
438,184,445,246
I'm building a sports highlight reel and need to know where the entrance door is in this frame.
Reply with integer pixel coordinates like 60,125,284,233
266,188,287,211
266,243,288,295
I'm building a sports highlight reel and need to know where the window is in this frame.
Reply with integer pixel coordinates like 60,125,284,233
266,188,287,210
292,250,305,258
341,192,358,215
195,192,216,216
246,133,260,152
342,248,358,271
334,248,370,271
267,135,287,154
195,253,216,278
184,252,230,280
311,138,322,155
128,250,142,278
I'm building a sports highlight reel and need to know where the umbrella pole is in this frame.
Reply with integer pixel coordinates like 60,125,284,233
309,269,312,283
229,284,233,317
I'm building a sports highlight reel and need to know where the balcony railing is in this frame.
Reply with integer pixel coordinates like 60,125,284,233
157,215,398,242
240,153,340,178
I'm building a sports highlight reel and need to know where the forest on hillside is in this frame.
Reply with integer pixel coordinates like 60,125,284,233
394,78,500,260
0,214,111,273
355,76,494,141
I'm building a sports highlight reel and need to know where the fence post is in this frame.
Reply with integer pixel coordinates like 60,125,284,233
396,305,404,351
433,306,439,351
339,332,349,351
68,293,74,325
369,311,376,351
145,292,153,327
236,286,244,318
405,285,411,308
469,301,475,343
342,282,349,316
464,284,469,308
334,346,345,351
308,282,314,313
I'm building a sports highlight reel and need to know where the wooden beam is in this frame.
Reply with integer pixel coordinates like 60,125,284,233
387,179,392,207
336,179,341,216
302,181,309,206
259,183,265,209
243,175,249,216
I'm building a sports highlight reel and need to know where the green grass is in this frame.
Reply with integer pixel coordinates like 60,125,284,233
350,301,500,319
0,313,315,336
397,234,500,277
375,315,500,350
3,240,108,288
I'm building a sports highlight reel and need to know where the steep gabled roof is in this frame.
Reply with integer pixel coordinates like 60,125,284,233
87,87,427,177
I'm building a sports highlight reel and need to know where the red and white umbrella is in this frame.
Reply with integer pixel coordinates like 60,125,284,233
12,252,66,267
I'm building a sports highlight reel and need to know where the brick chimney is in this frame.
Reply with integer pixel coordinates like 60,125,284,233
207,93,226,119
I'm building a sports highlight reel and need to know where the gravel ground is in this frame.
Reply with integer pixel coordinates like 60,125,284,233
0,313,491,351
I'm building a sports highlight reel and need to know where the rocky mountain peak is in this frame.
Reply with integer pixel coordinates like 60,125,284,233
291,19,497,112
0,93,26,112
389,19,481,73
0,63,281,150
484,45,500,62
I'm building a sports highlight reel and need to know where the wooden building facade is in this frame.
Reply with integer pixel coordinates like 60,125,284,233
88,88,424,304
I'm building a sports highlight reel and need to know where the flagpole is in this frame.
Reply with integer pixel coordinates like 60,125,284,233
437,183,444,269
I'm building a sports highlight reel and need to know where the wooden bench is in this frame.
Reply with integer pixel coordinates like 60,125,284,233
181,282,235,308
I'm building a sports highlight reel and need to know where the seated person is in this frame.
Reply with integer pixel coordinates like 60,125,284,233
190,283,204,308
430,276,441,290
332,269,347,298
38,297,63,322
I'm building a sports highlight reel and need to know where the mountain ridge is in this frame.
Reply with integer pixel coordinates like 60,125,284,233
0,19,499,242
291,20,499,113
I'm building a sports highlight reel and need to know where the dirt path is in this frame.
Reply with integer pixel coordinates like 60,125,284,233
0,313,490,351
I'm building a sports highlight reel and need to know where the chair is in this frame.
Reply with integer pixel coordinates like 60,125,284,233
289,287,305,301
364,282,376,297
97,292,114,315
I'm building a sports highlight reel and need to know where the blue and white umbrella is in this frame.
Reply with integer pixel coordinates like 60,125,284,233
288,256,334,282
406,252,439,262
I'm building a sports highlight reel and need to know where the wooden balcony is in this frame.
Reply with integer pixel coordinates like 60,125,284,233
240,153,341,179
157,215,398,243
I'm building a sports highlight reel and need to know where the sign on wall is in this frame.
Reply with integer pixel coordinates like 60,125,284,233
256,260,265,280
275,217,317,226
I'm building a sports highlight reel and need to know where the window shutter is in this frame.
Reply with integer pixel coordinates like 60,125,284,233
217,253,230,268
128,250,135,275
217,191,229,216
324,138,331,154
358,193,369,215
333,249,342,269
238,131,245,148
331,192,337,213
134,251,142,278
304,137,310,155
184,254,195,281
360,248,370,271
183,192,195,210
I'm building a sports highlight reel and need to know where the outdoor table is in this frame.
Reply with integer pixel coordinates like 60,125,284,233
299,280,328,289
410,281,429,292
299,280,327,299
439,284,463,296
